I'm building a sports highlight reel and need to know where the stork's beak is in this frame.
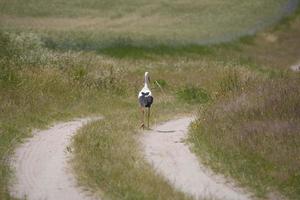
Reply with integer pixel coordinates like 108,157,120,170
148,76,151,83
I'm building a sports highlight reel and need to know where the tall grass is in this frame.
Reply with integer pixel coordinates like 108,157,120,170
190,74,300,199
176,86,211,104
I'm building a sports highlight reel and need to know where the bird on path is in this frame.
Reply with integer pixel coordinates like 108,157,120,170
138,72,153,129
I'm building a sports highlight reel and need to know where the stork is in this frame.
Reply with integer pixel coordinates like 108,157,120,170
138,72,153,129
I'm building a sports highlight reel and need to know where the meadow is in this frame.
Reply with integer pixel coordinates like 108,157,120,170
0,0,300,199
0,0,294,47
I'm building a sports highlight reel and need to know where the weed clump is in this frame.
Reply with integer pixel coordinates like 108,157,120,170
218,68,241,94
154,79,167,88
176,86,210,104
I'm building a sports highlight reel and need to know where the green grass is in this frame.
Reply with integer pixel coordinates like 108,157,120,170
0,0,293,46
176,86,211,104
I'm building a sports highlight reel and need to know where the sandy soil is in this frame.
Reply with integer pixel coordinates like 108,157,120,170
141,117,253,200
10,117,101,200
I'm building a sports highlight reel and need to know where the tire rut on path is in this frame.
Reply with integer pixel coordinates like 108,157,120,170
141,117,253,200
10,117,102,200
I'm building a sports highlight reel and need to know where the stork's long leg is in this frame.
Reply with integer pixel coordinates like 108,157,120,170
140,107,145,129
147,107,150,128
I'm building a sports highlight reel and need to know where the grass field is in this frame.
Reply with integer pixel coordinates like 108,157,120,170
0,0,295,47
0,0,300,200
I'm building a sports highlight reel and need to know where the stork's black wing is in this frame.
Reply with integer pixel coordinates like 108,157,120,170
139,94,153,108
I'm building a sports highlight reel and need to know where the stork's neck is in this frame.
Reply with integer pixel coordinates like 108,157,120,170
144,75,149,88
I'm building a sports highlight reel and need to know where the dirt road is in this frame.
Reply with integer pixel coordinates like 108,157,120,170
10,116,253,200
10,117,101,200
141,117,253,200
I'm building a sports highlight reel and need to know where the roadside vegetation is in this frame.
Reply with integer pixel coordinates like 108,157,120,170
0,0,299,200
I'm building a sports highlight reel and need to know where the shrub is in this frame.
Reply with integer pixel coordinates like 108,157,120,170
176,86,210,104
154,79,167,88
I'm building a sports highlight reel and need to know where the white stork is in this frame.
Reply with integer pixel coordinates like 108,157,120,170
138,72,153,129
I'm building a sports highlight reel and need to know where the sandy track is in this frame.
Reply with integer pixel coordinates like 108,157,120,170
10,117,101,200
141,117,253,200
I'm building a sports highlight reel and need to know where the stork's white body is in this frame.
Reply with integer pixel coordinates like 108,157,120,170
138,72,153,129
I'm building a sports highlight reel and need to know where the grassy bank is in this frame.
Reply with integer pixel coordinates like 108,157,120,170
190,75,300,199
